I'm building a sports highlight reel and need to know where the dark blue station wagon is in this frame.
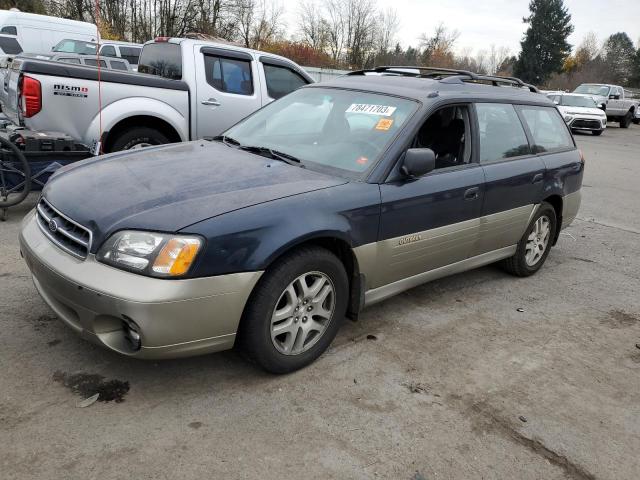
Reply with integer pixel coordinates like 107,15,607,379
20,67,583,373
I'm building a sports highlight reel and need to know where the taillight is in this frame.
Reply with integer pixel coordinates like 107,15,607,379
154,36,171,42
21,75,41,118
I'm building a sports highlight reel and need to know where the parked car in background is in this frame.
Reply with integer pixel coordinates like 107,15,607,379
19,67,583,373
547,92,607,135
0,9,97,54
98,40,142,71
1,37,313,152
21,52,132,71
52,39,143,71
573,83,638,128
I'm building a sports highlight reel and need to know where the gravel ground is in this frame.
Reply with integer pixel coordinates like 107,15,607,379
1,124,639,480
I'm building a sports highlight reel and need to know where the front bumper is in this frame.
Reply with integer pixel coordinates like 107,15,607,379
19,211,263,359
568,116,607,131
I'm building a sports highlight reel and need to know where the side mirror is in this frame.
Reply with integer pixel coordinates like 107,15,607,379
401,148,436,178
599,103,606,111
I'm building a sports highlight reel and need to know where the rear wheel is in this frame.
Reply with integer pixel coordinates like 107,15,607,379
239,246,348,374
109,127,169,152
501,202,557,277
619,111,633,128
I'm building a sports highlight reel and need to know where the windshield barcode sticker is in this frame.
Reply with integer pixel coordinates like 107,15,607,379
346,104,397,116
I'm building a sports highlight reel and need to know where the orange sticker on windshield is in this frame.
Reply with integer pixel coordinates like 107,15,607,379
356,156,369,165
375,118,394,131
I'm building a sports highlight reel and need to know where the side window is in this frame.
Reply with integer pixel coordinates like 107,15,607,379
263,64,308,100
1,26,17,35
59,57,81,64
0,36,22,54
519,106,574,153
100,45,117,57
110,60,128,71
119,46,141,65
84,58,107,68
413,105,472,169
476,103,530,162
204,55,253,95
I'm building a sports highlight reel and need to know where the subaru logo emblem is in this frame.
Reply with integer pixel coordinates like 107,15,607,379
48,219,58,233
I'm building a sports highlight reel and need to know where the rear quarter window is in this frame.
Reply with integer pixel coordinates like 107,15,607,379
0,36,22,55
519,106,574,153
138,43,182,80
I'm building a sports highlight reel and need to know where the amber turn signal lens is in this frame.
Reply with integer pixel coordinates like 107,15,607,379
151,238,201,276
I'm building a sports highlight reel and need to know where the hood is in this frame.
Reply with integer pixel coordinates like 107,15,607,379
43,141,347,249
558,105,606,116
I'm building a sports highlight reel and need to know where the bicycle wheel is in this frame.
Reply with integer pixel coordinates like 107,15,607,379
0,136,31,208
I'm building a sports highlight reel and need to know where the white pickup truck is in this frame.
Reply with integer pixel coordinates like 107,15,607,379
0,38,313,152
573,83,639,128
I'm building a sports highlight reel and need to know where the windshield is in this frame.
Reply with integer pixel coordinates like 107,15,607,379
574,84,610,97
53,39,97,55
224,87,418,177
560,95,597,108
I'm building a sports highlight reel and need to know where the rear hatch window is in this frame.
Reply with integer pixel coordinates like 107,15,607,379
138,43,181,80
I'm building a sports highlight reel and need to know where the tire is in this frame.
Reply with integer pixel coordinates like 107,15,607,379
633,118,640,125
109,127,170,152
619,111,632,129
592,130,603,136
0,136,31,209
500,202,557,277
239,246,349,374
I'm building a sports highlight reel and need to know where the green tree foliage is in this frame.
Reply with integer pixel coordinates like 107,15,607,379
603,32,636,85
514,0,573,84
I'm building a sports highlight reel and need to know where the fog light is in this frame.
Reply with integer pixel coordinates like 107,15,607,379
122,320,142,351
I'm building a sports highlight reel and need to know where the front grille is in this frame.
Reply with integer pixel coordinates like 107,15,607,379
572,119,601,129
35,197,92,259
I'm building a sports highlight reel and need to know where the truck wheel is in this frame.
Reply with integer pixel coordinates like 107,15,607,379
239,246,348,374
619,111,633,129
633,118,640,125
500,202,557,277
592,130,603,136
110,127,170,151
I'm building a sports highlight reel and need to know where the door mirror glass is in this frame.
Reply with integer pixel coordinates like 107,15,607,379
401,148,436,177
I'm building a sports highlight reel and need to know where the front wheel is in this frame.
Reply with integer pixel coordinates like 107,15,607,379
239,246,349,374
501,202,557,277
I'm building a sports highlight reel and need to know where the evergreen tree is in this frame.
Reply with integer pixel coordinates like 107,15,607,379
603,33,636,85
514,0,574,84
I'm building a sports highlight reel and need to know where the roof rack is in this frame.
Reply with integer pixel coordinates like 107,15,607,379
347,66,540,93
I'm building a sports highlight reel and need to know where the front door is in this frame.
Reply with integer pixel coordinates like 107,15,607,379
374,104,484,289
194,45,262,138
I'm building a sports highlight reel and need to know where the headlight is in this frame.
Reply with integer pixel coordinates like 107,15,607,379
97,230,203,277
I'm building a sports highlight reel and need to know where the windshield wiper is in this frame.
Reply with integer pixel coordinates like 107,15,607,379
239,145,304,167
209,135,241,147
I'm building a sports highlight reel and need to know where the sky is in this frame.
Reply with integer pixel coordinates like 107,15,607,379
282,0,640,56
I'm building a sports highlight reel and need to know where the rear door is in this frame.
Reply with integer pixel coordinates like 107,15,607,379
194,45,261,138
474,103,546,256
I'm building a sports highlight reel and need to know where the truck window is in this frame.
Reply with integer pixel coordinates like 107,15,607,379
0,36,22,55
1,26,17,35
85,58,107,68
59,57,81,64
476,103,530,162
110,60,127,71
119,46,141,65
53,39,97,55
263,64,307,99
100,45,117,57
204,55,253,95
138,43,182,80
519,106,574,153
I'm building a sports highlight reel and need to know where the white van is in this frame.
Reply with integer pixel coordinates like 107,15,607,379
0,9,97,54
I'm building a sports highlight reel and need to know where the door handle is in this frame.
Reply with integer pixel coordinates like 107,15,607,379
532,173,544,184
464,187,479,201
201,98,221,106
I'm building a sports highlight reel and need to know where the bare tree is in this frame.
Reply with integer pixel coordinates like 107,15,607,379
487,44,510,75
298,0,328,50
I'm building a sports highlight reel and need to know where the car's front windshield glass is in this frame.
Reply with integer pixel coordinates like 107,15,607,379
574,84,610,96
561,96,597,108
224,87,418,177
53,40,97,55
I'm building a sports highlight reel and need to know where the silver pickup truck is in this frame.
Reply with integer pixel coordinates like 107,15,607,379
1,38,313,152
573,83,639,128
